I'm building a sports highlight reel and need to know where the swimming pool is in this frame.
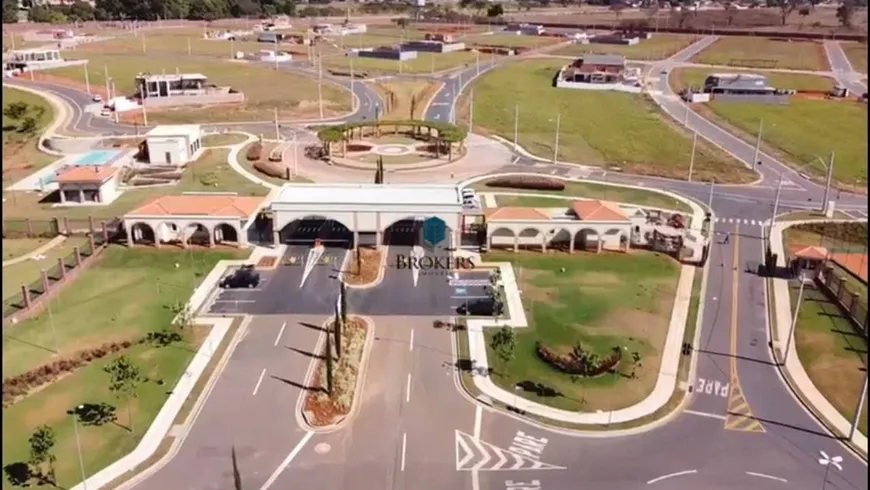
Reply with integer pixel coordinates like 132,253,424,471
74,150,121,167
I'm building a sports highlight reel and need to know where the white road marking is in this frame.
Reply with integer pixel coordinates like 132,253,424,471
213,299,256,304
274,321,287,347
406,373,412,403
474,405,482,439
400,432,407,472
745,471,788,483
259,431,314,490
683,409,727,420
409,328,414,351
646,470,698,484
252,368,266,396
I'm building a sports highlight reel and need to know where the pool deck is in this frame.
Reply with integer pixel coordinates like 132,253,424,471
6,148,134,192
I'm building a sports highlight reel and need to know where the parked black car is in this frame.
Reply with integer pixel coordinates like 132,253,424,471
220,265,260,289
456,298,503,317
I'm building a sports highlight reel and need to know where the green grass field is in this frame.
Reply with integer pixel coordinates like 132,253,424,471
77,28,266,58
47,53,351,122
2,236,89,302
2,238,52,262
841,41,868,74
692,36,829,71
460,33,561,49
553,34,699,61
459,59,753,183
471,177,693,214
2,87,57,188
671,67,836,93
481,251,680,411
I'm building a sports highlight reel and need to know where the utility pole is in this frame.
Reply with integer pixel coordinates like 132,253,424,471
688,130,697,182
783,275,806,364
317,48,324,120
752,119,763,170
273,37,279,70
142,102,148,127
822,151,835,214
468,89,474,132
71,405,88,490
683,101,690,127
476,50,480,75
83,65,91,95
273,107,279,141
103,64,110,98
293,131,299,179
771,174,784,227
707,178,715,210
187,38,191,56
513,103,519,150
142,32,146,54
552,113,561,164
850,368,869,440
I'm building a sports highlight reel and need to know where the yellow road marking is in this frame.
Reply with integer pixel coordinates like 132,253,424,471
723,227,766,433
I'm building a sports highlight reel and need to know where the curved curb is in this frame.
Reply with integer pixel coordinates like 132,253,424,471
225,133,281,191
3,83,69,157
340,246,388,291
328,156,458,172
296,316,376,435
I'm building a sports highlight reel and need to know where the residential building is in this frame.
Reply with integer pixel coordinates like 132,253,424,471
134,73,245,108
145,125,204,166
55,165,122,205
565,54,626,84
703,73,776,95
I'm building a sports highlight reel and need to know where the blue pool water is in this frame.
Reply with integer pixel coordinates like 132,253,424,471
74,150,120,166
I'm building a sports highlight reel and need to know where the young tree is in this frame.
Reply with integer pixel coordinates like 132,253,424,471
104,355,145,433
333,302,343,359
836,0,855,28
409,94,418,120
325,331,334,395
3,102,29,121
28,425,57,483
490,325,516,365
773,0,796,26
486,3,503,17
340,280,348,325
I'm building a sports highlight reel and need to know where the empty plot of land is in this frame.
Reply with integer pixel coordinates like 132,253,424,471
554,34,699,60
693,36,829,71
671,67,836,92
460,33,562,49
458,59,751,183
841,41,868,74
326,51,488,74
77,28,266,58
43,53,351,123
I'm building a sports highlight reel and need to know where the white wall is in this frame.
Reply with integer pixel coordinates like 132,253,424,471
556,78,643,93
147,136,189,166
273,209,462,234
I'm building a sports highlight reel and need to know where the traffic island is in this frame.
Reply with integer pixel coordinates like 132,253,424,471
342,247,385,288
302,316,372,428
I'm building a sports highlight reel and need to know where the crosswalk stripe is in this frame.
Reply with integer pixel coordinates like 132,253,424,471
450,279,490,287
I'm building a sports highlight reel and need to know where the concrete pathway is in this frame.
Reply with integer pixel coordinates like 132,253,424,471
768,219,868,457
2,235,67,267
224,133,280,191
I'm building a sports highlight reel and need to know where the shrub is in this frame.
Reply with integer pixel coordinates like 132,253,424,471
535,342,621,377
253,159,286,179
346,143,373,152
484,176,565,191
246,143,263,161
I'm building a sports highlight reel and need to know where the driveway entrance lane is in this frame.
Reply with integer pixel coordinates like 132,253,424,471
133,316,320,490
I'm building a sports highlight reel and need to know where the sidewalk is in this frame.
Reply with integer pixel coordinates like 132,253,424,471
768,219,868,457
2,235,66,267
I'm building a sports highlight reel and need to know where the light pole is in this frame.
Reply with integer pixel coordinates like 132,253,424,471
47,301,59,354
770,174,784,229
70,405,88,489
317,47,324,120
752,119,763,171
850,367,868,440
513,104,519,150
552,113,561,164
688,130,698,182
683,101,690,127
83,64,90,95
468,89,474,133
292,131,299,180
707,178,715,210
783,273,806,365
819,152,835,214
818,451,843,490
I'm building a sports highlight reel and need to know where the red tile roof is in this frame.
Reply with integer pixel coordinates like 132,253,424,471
127,195,264,218
55,165,119,184
793,245,829,261
485,207,550,221
571,200,629,222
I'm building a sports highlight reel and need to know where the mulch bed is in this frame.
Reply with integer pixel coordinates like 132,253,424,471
256,256,278,269
343,248,383,287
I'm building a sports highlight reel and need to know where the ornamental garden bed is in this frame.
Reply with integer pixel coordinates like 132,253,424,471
303,316,369,427
343,248,383,287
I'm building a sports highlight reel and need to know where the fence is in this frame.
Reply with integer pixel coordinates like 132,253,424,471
2,219,122,325
817,264,868,337
2,216,122,239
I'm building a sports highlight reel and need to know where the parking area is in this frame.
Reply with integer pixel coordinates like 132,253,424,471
449,270,492,313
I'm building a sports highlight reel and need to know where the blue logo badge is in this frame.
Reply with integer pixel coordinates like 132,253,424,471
422,216,447,252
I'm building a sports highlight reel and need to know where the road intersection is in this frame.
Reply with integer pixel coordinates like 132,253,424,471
5,34,868,490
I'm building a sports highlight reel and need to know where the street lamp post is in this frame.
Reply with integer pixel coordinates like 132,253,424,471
707,178,715,210
552,113,561,164
850,367,869,441
783,274,806,365
752,119,763,170
688,130,698,182
821,152,835,214
818,451,843,490
468,89,474,133
70,405,88,489
513,104,519,150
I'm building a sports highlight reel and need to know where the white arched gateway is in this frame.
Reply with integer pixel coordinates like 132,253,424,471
268,183,465,248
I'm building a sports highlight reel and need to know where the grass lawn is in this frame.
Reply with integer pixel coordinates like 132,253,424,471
1,330,207,490
791,282,867,437
671,67,836,93
326,51,487,75
471,177,693,214
697,99,867,188
553,34,699,61
691,36,829,71
2,87,57,188
458,59,752,183
2,246,245,378
77,28,266,58
43,53,351,122
841,42,868,74
373,80,441,119
327,27,429,50
2,148,270,221
460,33,561,49
481,250,680,411
2,238,51,262
2,236,89,302
202,133,249,147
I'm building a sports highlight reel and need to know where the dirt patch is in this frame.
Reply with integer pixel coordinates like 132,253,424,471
256,256,279,270
303,317,368,427
343,248,383,287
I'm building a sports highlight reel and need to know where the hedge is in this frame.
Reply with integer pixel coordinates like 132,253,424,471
484,176,566,191
316,120,468,145
246,143,263,161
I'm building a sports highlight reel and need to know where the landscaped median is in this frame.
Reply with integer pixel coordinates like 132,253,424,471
767,219,868,455
302,315,374,428
342,247,385,288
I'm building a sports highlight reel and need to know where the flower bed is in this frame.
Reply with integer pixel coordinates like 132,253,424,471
303,316,369,427
343,248,383,287
535,341,622,377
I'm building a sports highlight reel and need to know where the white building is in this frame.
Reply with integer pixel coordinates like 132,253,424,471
145,125,203,166
55,165,122,205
